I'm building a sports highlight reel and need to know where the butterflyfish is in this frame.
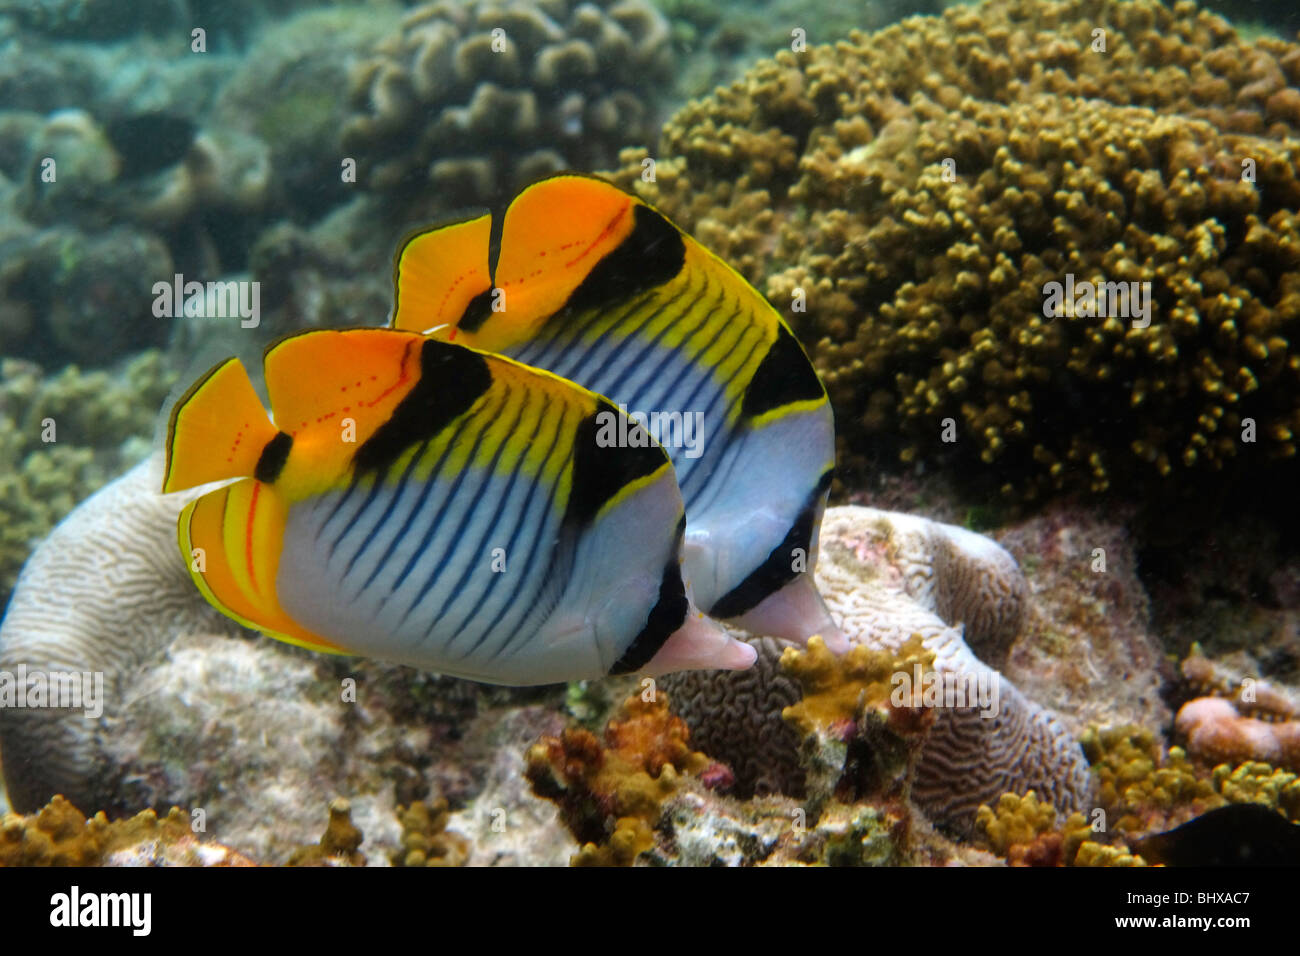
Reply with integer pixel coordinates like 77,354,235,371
391,174,846,652
161,327,757,685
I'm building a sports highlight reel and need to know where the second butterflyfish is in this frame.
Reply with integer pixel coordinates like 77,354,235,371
391,174,846,652
161,327,756,685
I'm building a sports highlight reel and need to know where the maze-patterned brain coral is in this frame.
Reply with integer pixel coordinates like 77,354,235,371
344,0,673,208
613,0,1300,501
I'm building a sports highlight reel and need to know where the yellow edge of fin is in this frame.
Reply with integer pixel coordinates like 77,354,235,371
747,395,831,430
164,357,278,495
179,484,345,656
392,212,493,335
594,460,678,523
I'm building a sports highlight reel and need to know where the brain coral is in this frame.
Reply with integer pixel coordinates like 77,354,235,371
0,352,174,606
611,0,1300,501
663,505,1095,829
343,0,673,210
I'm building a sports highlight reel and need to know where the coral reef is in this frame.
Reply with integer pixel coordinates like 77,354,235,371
611,0,1300,502
0,353,174,605
0,795,255,867
778,635,935,819
996,504,1171,734
663,505,1095,830
974,790,1146,866
524,691,713,866
342,0,673,212
1083,723,1300,833
528,680,1018,866
286,798,367,866
1176,697,1300,771
390,798,470,867
1082,725,1224,834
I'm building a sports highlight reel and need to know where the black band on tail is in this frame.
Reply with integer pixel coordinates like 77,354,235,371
708,468,833,620
610,519,689,675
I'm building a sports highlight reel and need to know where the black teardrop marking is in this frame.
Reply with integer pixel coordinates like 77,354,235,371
353,338,493,475
254,431,293,483
458,287,496,333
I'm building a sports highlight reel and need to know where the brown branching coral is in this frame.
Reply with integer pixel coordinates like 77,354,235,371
0,795,254,866
286,797,367,867
974,790,1144,866
611,0,1300,502
391,798,470,867
780,635,935,815
524,691,714,866
344,0,672,212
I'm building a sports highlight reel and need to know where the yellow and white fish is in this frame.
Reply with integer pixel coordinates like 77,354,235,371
391,174,845,650
162,327,756,685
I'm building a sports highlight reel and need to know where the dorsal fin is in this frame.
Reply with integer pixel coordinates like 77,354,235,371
261,329,426,489
487,175,638,342
391,213,493,335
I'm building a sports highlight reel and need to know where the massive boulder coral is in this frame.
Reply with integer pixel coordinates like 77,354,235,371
342,0,673,212
663,505,1096,829
611,0,1300,501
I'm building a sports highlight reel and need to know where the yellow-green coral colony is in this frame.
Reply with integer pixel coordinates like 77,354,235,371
612,0,1300,500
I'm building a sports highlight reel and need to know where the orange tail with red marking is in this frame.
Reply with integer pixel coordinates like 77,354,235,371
164,354,343,654
163,357,278,494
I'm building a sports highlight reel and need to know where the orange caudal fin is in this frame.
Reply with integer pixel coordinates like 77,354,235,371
391,212,493,336
179,479,345,655
163,357,278,494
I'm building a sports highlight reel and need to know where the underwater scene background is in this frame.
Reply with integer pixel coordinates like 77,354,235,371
0,0,1299,868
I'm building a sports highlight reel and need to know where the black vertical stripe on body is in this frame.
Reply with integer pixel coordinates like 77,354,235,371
706,469,834,620
353,338,493,476
609,519,689,675
558,204,686,317
739,323,826,420
563,410,669,529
